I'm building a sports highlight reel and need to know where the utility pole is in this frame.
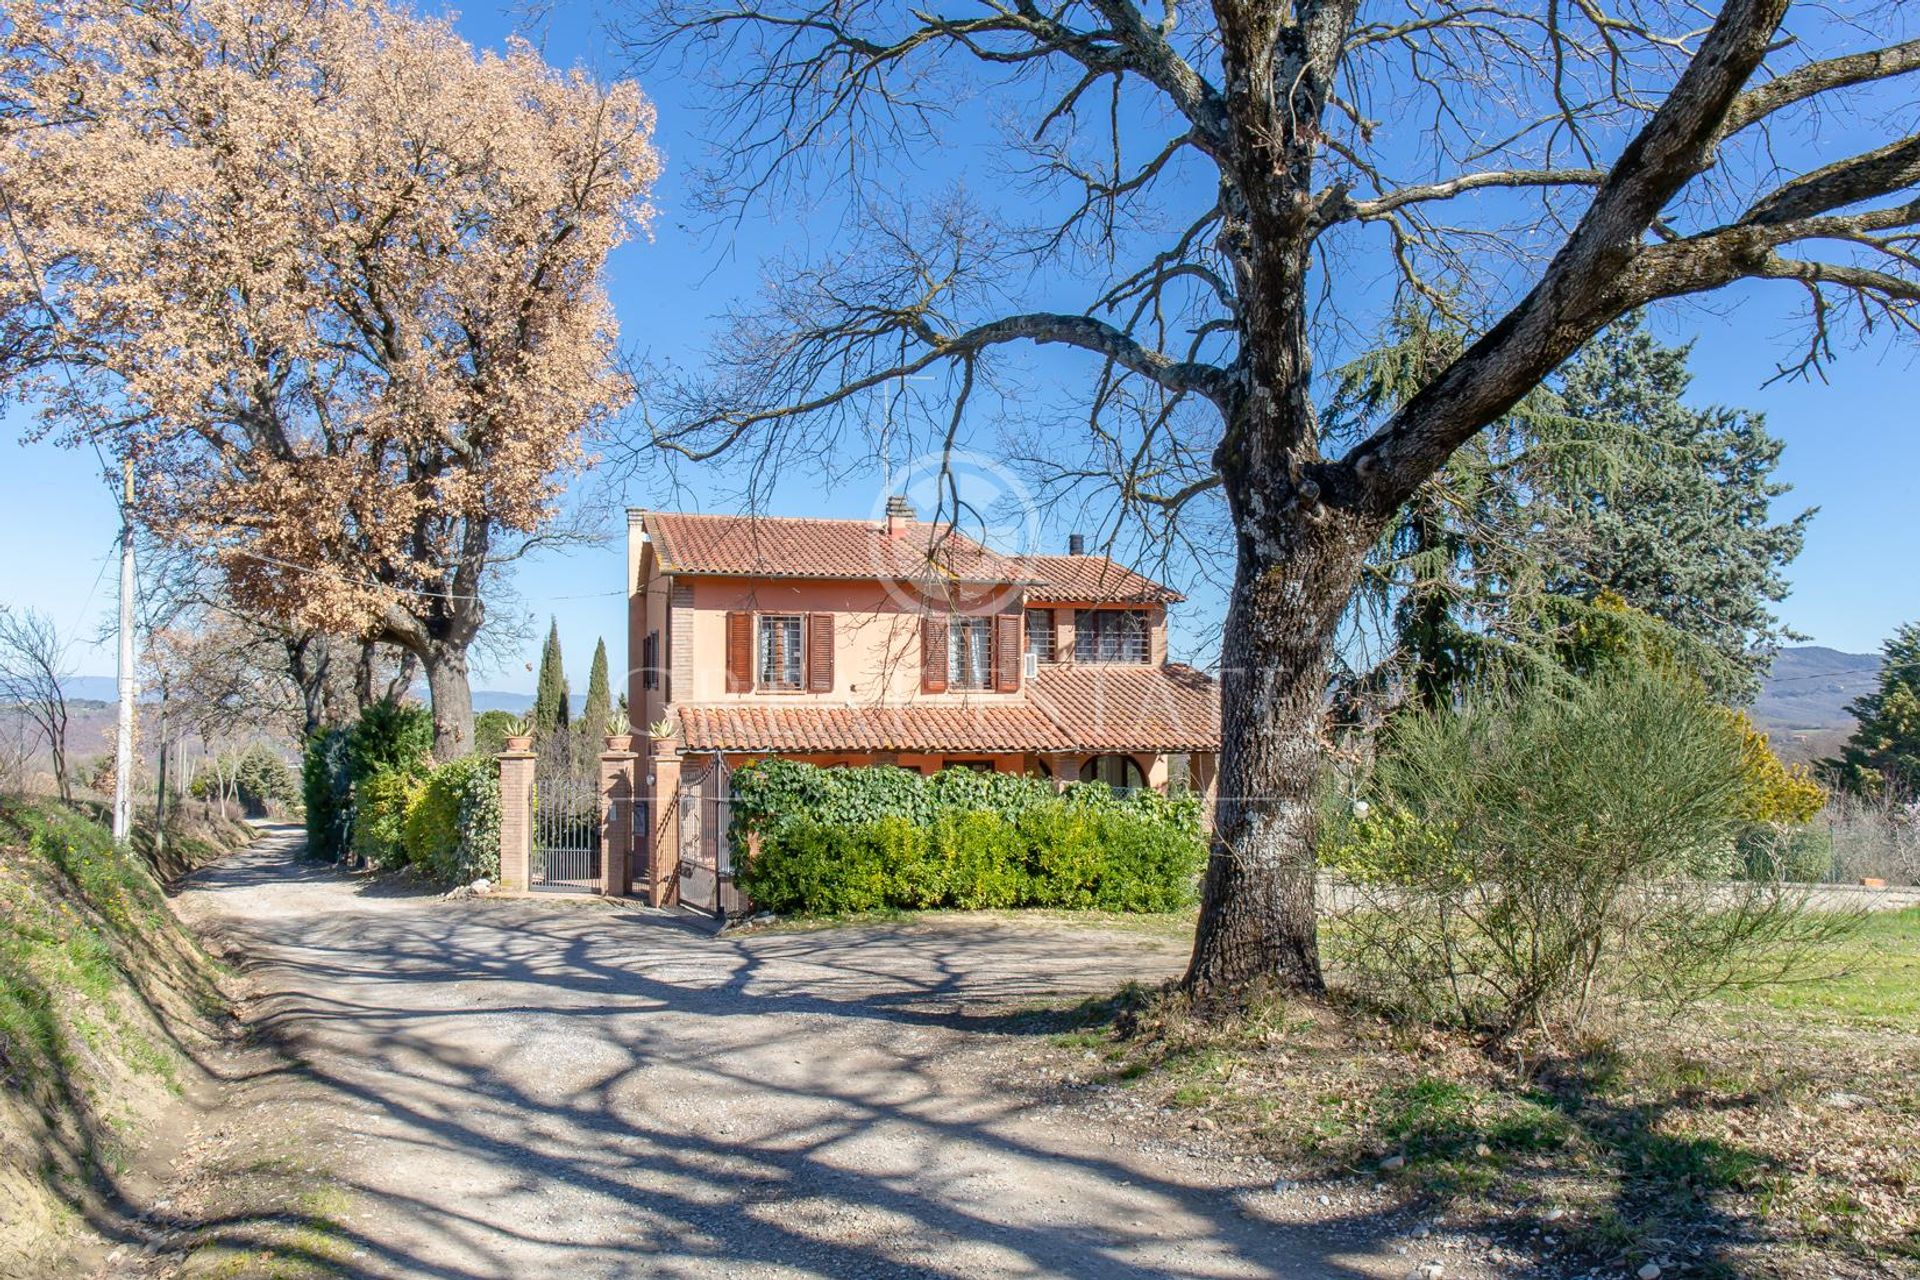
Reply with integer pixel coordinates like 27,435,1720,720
112,454,135,842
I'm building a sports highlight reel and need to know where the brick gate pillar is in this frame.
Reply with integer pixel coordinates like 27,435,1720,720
599,748,638,898
648,741,682,908
497,747,535,894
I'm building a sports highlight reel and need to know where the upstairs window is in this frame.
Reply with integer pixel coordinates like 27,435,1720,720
949,617,993,690
1024,609,1056,663
1074,609,1149,663
758,615,804,691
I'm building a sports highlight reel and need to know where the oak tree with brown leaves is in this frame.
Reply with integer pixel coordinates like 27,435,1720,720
625,0,1920,1003
0,0,660,758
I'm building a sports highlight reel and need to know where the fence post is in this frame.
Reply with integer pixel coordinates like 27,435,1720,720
648,740,682,908
599,747,637,898
497,747,535,895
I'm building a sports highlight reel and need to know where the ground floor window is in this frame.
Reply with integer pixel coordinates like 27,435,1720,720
1080,754,1146,793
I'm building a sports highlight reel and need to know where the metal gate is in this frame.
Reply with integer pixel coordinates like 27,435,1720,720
677,758,744,916
534,772,602,892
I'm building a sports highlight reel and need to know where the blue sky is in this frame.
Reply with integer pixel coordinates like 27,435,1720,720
1,5,1915,695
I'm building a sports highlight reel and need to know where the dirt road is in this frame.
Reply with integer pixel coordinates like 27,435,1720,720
141,826,1443,1279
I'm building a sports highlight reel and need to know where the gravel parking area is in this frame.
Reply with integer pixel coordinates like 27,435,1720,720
148,826,1451,1279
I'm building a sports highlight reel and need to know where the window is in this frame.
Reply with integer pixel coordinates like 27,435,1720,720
949,617,992,689
1074,609,1149,663
1024,609,1055,663
758,615,804,690
1080,755,1146,794
641,630,660,689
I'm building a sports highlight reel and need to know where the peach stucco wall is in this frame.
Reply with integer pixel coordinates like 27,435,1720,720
623,517,1178,726
676,575,1029,706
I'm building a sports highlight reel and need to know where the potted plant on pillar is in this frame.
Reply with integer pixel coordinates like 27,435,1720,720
502,714,533,753
647,716,678,754
604,708,635,753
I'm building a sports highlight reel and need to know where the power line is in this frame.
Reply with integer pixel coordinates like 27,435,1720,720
227,548,623,604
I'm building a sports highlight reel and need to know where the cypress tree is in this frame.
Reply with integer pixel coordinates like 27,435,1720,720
582,638,613,737
532,617,570,736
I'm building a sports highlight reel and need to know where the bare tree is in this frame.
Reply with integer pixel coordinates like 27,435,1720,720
623,0,1920,1002
0,606,73,802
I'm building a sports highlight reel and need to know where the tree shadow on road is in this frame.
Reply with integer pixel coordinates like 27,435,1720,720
142,834,1436,1279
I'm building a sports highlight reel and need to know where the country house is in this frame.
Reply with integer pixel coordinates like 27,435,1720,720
623,502,1221,911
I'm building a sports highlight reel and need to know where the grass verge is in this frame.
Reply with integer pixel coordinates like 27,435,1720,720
0,794,245,1277
1035,909,1919,1280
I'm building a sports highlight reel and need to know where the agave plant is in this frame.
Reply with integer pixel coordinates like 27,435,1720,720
605,708,632,738
647,716,678,740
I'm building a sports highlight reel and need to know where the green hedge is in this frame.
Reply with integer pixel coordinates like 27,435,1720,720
402,755,502,883
730,760,1205,915
351,768,422,870
301,729,353,861
303,700,499,883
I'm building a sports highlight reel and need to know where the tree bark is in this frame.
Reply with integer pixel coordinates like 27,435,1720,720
49,718,70,805
419,640,474,761
1183,492,1378,1002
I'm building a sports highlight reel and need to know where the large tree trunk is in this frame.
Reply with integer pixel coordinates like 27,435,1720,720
419,640,474,761
1183,500,1377,1002
285,633,333,739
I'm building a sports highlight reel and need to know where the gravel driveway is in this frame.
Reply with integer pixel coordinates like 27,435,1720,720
161,825,1430,1280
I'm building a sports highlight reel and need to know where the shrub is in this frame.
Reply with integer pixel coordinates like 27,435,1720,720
1018,803,1101,907
749,818,891,914
234,744,298,816
1091,809,1209,912
732,761,1206,915
1738,824,1833,882
874,816,943,908
301,729,352,861
351,767,423,870
1324,667,1852,1039
345,699,433,784
473,709,519,756
402,755,502,883
300,699,435,865
939,809,1028,909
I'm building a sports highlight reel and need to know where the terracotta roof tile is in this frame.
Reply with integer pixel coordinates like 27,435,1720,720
674,664,1218,755
1026,663,1219,751
1017,554,1184,604
676,702,1067,754
643,512,1033,586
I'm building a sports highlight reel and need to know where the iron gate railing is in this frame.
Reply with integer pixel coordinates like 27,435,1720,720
534,771,602,892
677,757,745,916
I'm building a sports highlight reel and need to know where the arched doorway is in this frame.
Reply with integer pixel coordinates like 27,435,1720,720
1079,754,1146,794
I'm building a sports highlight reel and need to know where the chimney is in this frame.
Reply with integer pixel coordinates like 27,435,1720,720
1068,532,1086,556
885,494,915,537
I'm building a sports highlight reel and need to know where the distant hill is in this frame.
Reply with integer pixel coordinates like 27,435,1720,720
49,680,550,715
1753,645,1881,765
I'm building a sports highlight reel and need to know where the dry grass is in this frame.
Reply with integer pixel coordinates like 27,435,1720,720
1038,911,1920,1280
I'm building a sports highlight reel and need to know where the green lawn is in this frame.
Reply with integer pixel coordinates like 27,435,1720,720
1723,906,1920,1028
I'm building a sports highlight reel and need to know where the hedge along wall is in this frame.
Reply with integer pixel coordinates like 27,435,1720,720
301,700,501,883
728,759,1207,915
